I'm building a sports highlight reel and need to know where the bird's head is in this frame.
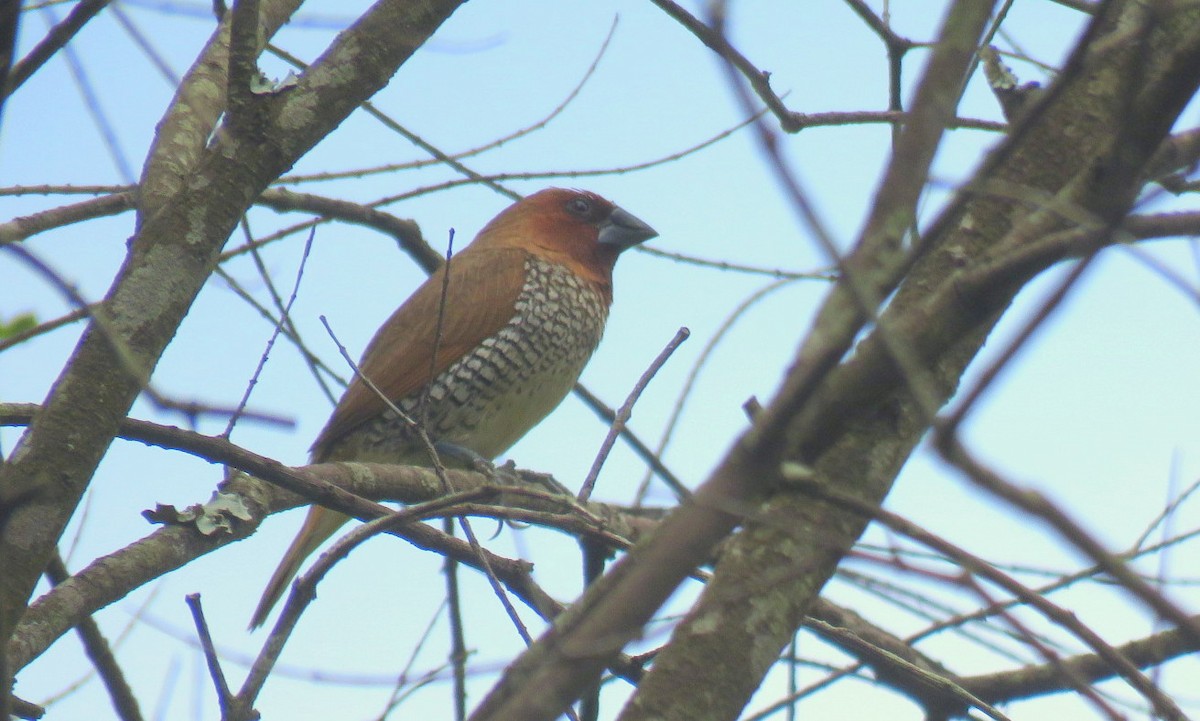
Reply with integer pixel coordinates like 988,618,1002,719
472,188,657,292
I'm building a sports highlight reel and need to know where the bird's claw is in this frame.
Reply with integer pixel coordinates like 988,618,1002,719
431,440,490,470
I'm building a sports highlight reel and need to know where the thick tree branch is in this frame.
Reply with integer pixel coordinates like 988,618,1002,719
964,619,1200,705
0,191,136,244
44,554,144,721
255,188,442,272
609,3,998,718
0,403,662,672
136,0,300,221
467,5,1200,721
0,0,465,706
781,477,1188,720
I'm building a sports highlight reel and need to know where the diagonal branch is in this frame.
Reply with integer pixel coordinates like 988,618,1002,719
0,0,467,706
467,5,1200,721
649,0,798,132
2,0,109,100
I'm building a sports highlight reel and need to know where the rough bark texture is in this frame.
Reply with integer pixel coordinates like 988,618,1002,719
0,0,465,700
617,4,1200,720
467,3,1200,720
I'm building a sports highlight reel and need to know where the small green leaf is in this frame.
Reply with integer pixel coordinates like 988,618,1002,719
0,312,38,340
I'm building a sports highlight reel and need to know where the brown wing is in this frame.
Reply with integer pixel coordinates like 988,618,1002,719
311,246,530,460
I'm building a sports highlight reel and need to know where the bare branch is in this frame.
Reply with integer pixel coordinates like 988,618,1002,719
0,1,466,702
650,0,798,131
44,554,144,721
3,0,109,99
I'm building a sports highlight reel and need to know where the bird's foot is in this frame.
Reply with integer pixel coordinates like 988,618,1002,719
431,440,493,472
488,459,524,484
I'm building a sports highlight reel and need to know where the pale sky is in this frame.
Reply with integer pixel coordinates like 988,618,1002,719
2,1,1198,719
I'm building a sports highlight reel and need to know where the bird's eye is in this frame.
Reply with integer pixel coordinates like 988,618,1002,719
566,197,592,216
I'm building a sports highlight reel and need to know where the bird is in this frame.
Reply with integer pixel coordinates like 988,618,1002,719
249,188,657,628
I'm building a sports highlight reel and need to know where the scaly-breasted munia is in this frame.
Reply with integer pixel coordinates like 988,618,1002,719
250,188,656,628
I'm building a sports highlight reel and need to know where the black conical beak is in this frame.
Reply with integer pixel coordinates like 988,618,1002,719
599,206,658,251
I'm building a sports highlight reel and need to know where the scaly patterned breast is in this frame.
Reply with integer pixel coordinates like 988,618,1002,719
357,257,609,462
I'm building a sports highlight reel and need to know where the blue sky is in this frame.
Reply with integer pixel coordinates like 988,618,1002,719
3,1,1199,719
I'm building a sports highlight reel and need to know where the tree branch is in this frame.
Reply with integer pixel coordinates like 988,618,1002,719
467,5,1200,721
0,0,466,707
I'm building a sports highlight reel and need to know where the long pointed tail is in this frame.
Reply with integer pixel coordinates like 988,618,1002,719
249,506,350,629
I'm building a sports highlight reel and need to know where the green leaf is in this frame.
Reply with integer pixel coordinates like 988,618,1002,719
0,312,39,340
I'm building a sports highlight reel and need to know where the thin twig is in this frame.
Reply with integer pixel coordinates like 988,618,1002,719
780,471,1189,721
212,265,343,405
578,327,689,503
575,326,689,721
236,489,496,711
108,2,179,85
650,0,799,131
276,15,620,186
44,554,144,721
810,618,1013,721
3,243,293,428
572,383,690,501
933,435,1200,651
4,0,109,98
1134,473,1200,552
443,516,468,721
0,191,136,245
945,253,1101,432
634,280,794,505
39,5,133,181
842,0,916,54
0,305,92,353
318,315,536,648
637,245,834,280
260,41,516,201
277,104,766,189
843,0,917,146
223,226,316,439
185,593,240,720
0,182,132,195
427,230,470,721
962,578,1120,719
839,565,1037,663
374,600,451,719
